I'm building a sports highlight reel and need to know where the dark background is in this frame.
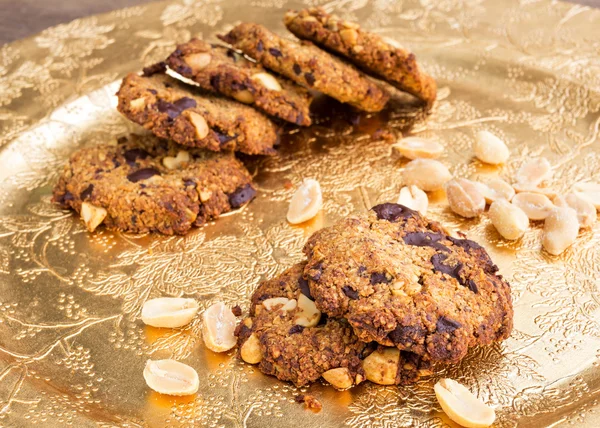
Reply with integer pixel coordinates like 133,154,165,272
0,0,598,45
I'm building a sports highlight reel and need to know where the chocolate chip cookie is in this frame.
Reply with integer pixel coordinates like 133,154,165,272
116,68,278,155
303,203,513,364
218,23,389,112
284,8,437,107
166,39,313,126
237,262,429,388
52,134,256,235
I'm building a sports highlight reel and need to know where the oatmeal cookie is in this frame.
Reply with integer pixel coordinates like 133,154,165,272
284,8,437,107
218,23,389,112
303,203,513,364
116,68,278,155
166,39,313,126
52,134,256,235
237,262,428,387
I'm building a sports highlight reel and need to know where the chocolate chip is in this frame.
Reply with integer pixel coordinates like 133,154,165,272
231,305,242,317
298,276,313,300
288,325,304,335
127,167,160,183
403,232,449,252
293,63,301,75
307,262,322,282
148,89,157,95
215,132,237,146
175,63,192,76
173,97,197,111
467,279,479,294
388,324,425,345
430,253,463,281
304,72,315,86
269,47,282,57
235,323,251,338
210,75,221,90
226,49,236,60
142,61,166,76
370,272,391,285
448,236,498,273
57,191,75,205
317,313,328,326
294,394,305,403
80,184,94,200
183,179,196,188
156,97,197,119
436,316,461,334
123,148,149,165
228,184,257,208
257,40,264,52
372,203,418,222
358,266,367,275
342,286,359,300
156,100,180,119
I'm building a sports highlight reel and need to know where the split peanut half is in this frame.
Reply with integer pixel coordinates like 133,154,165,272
554,192,597,229
434,378,495,428
473,131,509,165
402,159,452,192
397,185,429,214
141,297,199,328
511,192,555,221
287,179,323,224
488,199,529,240
445,178,485,218
392,137,444,160
143,359,199,396
542,206,579,256
201,302,237,352
474,178,515,204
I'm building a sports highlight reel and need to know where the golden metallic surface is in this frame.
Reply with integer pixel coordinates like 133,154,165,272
1,0,600,426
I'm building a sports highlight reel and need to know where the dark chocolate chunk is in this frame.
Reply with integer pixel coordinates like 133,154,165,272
183,179,196,188
370,272,391,285
403,232,449,252
173,97,197,111
436,316,461,334
210,75,221,90
298,276,313,300
360,341,378,359
216,132,238,145
123,148,149,165
304,72,315,86
372,203,418,223
293,63,301,75
269,47,282,57
257,40,264,52
58,191,75,205
467,279,479,294
448,236,498,273
127,167,160,183
228,184,256,208
156,100,180,119
288,325,304,335
307,262,323,282
316,313,328,326
142,62,167,76
358,266,367,275
80,184,94,200
388,324,425,345
342,286,359,300
430,253,463,282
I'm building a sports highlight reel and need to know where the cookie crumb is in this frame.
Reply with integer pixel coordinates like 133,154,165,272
295,394,322,413
232,305,242,317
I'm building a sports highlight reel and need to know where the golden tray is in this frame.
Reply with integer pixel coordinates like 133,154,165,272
1,0,600,426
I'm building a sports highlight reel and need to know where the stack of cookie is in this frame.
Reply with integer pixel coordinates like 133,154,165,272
53,8,437,235
236,203,513,389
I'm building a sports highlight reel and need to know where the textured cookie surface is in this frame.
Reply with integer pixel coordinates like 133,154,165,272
237,262,426,387
285,8,437,107
303,203,513,364
52,134,256,235
116,69,278,155
167,39,313,126
219,23,389,112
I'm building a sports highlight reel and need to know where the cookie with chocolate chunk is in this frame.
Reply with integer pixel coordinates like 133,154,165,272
237,262,429,388
284,8,437,107
52,134,256,235
166,39,313,126
218,23,389,112
303,203,513,364
116,69,278,155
